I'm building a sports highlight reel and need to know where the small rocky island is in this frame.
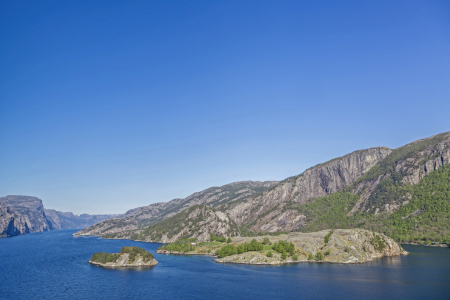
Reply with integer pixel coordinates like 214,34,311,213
89,246,158,268
157,229,407,265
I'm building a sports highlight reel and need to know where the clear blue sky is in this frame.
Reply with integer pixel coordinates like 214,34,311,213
1,0,449,214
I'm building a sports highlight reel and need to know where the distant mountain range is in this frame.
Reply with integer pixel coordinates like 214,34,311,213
0,195,117,237
75,131,450,244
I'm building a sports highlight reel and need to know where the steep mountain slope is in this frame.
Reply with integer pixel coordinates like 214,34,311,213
74,181,277,237
220,147,392,232
0,196,51,233
44,209,117,230
289,132,450,242
0,202,29,237
103,205,239,243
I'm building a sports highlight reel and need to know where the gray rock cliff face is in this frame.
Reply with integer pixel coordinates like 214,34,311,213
74,181,278,237
0,202,29,237
221,147,392,232
0,195,117,237
349,131,450,215
0,196,51,233
397,132,450,185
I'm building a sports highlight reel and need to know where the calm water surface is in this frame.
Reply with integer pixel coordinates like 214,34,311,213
1,230,449,299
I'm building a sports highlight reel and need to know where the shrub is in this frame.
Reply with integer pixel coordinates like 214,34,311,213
237,239,264,253
267,251,273,257
218,237,227,243
210,235,227,243
324,249,331,256
370,235,386,251
344,246,350,252
292,254,298,261
316,252,324,261
324,230,333,244
216,245,237,258
308,253,315,260
272,240,295,255
120,246,154,262
281,250,287,260
227,237,232,243
262,237,271,245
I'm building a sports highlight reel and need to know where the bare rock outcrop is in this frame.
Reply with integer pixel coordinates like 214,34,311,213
0,202,29,237
397,133,450,185
349,131,450,215
222,147,392,232
0,196,51,233
139,205,239,243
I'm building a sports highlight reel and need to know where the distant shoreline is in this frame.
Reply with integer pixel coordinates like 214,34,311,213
400,242,449,248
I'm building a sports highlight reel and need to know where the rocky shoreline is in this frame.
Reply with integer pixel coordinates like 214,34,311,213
400,242,449,248
88,257,158,268
89,253,158,268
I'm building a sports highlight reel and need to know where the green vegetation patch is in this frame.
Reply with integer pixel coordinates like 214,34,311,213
315,252,324,261
370,234,386,251
90,252,121,264
216,245,237,257
324,230,333,244
159,238,197,253
210,235,227,243
272,240,295,256
237,239,264,254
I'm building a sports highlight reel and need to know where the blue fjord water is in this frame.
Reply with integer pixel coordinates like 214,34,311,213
1,230,449,300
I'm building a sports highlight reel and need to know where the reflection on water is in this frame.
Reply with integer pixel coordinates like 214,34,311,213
1,230,449,300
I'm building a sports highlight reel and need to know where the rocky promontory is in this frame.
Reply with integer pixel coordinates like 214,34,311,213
163,229,407,265
89,246,158,268
217,229,407,264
